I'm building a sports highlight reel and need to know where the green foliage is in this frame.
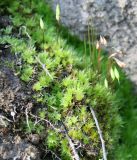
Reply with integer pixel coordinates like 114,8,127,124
40,18,45,30
111,72,137,160
56,4,60,23
33,81,43,91
0,0,129,159
22,48,35,64
0,0,15,14
24,120,44,134
110,67,115,81
104,78,108,88
114,67,120,82
61,139,72,160
47,130,59,148
1,26,13,35
21,65,34,82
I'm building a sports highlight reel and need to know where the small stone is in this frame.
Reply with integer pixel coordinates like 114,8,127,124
28,134,40,144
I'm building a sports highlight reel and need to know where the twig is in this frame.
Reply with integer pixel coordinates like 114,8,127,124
29,113,79,159
61,122,80,160
35,56,53,80
25,108,31,132
29,113,62,133
76,143,82,150
0,115,12,127
0,115,13,122
89,107,107,160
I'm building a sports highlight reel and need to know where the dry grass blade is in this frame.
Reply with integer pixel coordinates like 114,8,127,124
35,56,53,80
113,57,126,68
62,122,80,160
90,107,107,160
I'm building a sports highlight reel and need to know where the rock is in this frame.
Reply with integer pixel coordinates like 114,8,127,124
0,70,40,160
0,44,40,160
28,134,40,145
0,135,40,159
49,0,137,86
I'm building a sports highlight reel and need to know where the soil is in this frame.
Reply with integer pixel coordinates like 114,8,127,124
0,47,42,160
0,15,41,160
0,16,12,28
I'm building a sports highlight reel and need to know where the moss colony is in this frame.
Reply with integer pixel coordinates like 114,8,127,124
0,0,124,159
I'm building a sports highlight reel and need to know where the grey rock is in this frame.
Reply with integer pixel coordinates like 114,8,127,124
49,0,137,86
0,135,40,159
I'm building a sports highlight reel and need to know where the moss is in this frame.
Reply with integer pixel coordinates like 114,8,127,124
112,72,137,160
0,0,127,159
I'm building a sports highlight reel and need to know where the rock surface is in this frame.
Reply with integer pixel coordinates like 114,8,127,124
0,135,39,160
0,39,40,159
49,0,137,86
0,69,40,160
